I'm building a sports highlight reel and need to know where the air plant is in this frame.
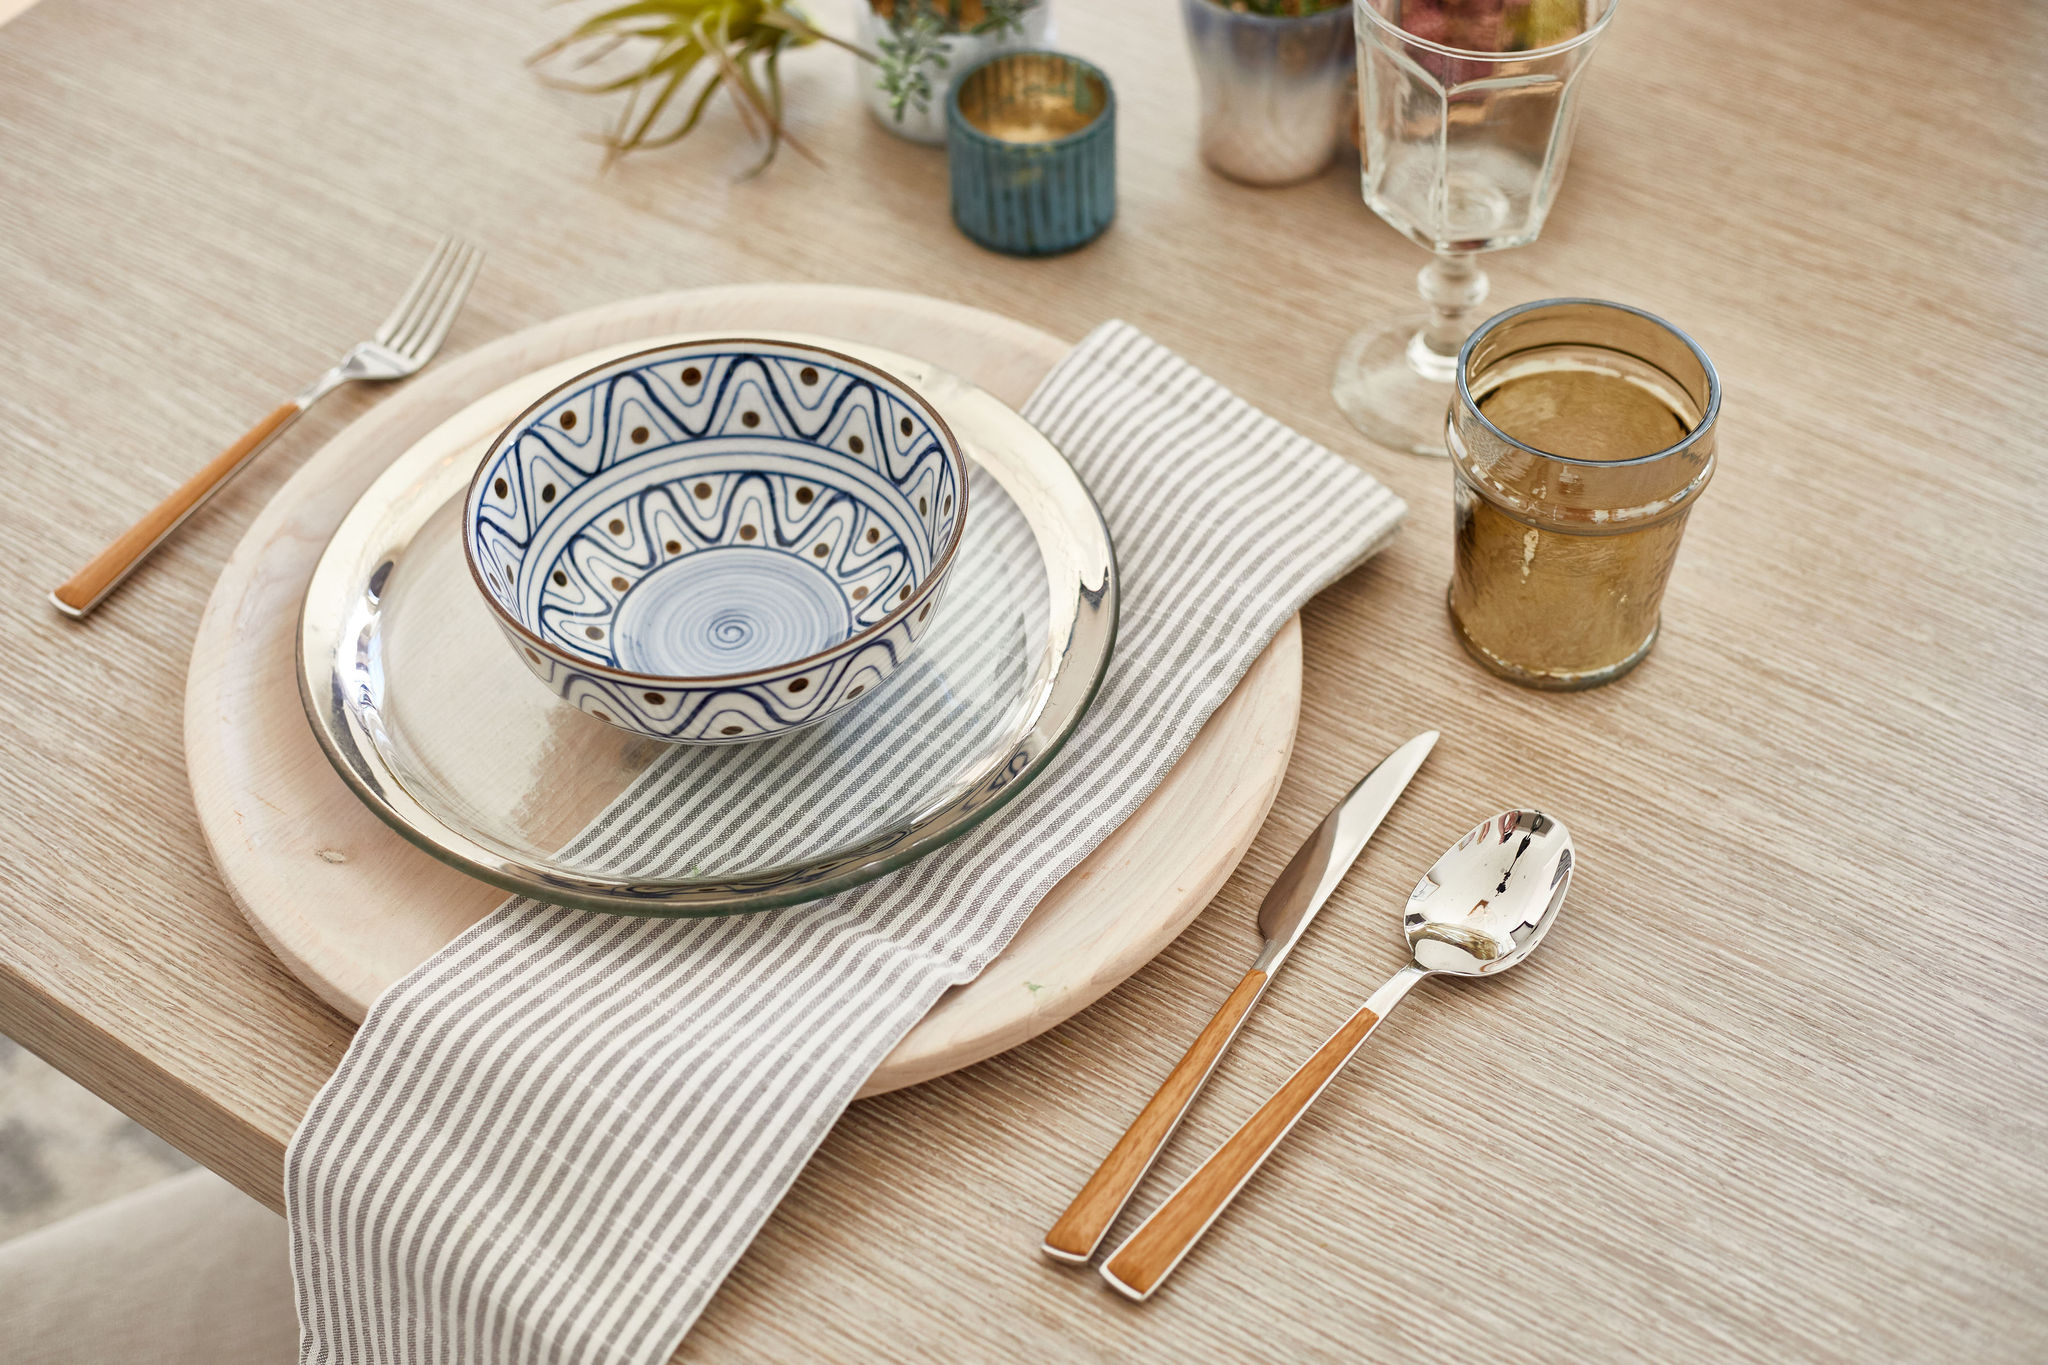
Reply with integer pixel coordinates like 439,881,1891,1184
533,0,1042,172
531,0,862,174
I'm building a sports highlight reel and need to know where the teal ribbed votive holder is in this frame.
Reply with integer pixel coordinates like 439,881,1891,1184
947,51,1116,257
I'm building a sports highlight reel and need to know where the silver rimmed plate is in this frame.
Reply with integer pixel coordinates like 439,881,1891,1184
298,332,1116,916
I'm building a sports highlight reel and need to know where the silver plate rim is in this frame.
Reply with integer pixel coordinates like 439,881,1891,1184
295,330,1118,917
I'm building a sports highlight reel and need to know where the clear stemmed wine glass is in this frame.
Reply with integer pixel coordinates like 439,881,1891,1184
1333,0,1618,457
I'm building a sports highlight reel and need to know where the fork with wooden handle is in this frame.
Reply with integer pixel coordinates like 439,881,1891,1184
1041,731,1437,1264
50,235,483,620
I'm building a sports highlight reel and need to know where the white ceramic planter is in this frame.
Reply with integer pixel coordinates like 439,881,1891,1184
853,3,1056,144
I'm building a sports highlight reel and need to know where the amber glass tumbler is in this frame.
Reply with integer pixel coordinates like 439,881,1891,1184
1448,299,1720,689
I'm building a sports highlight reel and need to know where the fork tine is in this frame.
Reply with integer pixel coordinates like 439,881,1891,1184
376,237,461,348
389,240,480,359
391,240,481,358
399,245,483,364
373,235,459,347
384,240,468,353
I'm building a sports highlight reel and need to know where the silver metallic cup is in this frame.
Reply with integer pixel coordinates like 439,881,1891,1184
1182,0,1354,186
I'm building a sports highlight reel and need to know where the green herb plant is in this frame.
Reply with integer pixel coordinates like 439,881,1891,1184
872,0,1033,123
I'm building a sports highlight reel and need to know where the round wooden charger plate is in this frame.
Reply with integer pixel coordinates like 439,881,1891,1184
184,284,1301,1099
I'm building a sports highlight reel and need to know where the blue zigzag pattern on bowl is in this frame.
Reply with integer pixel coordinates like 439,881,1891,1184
464,342,969,743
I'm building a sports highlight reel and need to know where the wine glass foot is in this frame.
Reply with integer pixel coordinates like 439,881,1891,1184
1331,315,1461,458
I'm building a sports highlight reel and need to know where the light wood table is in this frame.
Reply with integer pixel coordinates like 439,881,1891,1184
1,0,2043,1359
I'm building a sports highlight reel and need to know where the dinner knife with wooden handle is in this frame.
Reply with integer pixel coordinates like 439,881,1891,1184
1041,730,1438,1264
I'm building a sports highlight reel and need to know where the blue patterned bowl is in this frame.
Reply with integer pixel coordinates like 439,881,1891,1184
463,339,968,743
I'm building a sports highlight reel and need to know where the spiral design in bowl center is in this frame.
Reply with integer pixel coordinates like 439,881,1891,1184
611,546,853,677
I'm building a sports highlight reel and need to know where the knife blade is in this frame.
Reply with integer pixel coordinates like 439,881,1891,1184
1251,728,1439,974
1041,730,1438,1264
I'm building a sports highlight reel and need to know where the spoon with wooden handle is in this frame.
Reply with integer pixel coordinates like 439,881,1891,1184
1100,808,1574,1300
1041,731,1437,1264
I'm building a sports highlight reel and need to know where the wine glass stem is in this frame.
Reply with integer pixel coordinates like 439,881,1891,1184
1407,253,1491,384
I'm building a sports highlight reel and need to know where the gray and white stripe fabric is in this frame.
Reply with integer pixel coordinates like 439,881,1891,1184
545,468,1042,883
286,320,1406,1364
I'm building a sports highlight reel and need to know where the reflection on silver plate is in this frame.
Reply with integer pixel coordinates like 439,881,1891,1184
298,332,1117,916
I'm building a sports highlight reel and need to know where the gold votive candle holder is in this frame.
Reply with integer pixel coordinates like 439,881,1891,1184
1447,299,1721,690
947,51,1115,257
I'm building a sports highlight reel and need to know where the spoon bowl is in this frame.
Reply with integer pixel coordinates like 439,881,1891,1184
1404,808,1573,976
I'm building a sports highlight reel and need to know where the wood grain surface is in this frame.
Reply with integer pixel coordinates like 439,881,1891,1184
1,0,2044,1360
178,285,1302,1097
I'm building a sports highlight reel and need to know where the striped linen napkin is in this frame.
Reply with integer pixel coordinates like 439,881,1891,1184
286,320,1405,1365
